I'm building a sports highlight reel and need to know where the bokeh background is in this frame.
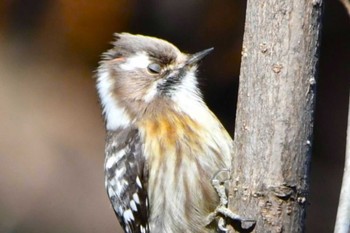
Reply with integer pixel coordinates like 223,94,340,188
0,1,348,232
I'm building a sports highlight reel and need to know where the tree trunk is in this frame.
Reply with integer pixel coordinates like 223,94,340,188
230,0,323,232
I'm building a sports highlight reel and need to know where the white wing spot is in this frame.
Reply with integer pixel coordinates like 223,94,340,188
115,164,126,179
115,149,126,162
107,187,115,197
123,209,135,222
130,200,137,211
117,206,123,215
140,225,146,233
115,180,127,196
108,179,116,187
136,176,142,188
133,193,140,204
105,156,117,169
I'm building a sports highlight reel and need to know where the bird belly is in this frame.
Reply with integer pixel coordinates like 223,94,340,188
147,146,222,233
141,121,229,232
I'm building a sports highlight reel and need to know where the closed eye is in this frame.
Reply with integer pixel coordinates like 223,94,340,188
147,63,161,74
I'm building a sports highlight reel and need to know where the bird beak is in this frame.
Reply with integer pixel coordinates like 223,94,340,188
186,47,214,66
164,47,214,86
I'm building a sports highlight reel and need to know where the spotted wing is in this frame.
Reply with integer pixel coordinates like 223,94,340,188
104,128,149,233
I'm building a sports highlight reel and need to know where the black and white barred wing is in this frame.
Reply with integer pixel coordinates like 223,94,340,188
104,128,149,233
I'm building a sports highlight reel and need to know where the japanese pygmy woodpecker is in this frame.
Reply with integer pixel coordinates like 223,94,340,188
96,33,236,233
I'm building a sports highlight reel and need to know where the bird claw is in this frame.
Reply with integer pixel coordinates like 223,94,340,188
208,169,256,231
217,217,228,232
212,169,231,206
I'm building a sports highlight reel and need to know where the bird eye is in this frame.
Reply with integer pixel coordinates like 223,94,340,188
147,63,161,74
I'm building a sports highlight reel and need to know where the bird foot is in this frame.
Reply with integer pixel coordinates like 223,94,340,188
206,170,255,232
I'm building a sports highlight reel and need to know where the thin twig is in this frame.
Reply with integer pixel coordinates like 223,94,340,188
334,94,350,233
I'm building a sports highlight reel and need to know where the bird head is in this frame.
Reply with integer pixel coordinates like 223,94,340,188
96,33,213,130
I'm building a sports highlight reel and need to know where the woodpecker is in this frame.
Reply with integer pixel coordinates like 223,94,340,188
96,33,240,233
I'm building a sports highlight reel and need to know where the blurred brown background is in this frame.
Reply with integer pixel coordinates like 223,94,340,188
0,1,348,232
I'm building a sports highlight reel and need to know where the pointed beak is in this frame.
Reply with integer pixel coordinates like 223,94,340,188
163,47,213,89
186,47,214,66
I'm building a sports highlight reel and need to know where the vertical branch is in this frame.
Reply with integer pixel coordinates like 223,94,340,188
230,0,323,232
334,94,350,233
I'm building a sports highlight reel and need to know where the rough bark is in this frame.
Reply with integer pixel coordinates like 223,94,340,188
230,0,323,232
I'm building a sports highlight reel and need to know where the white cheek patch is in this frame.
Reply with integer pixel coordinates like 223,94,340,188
96,70,131,130
120,52,150,71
